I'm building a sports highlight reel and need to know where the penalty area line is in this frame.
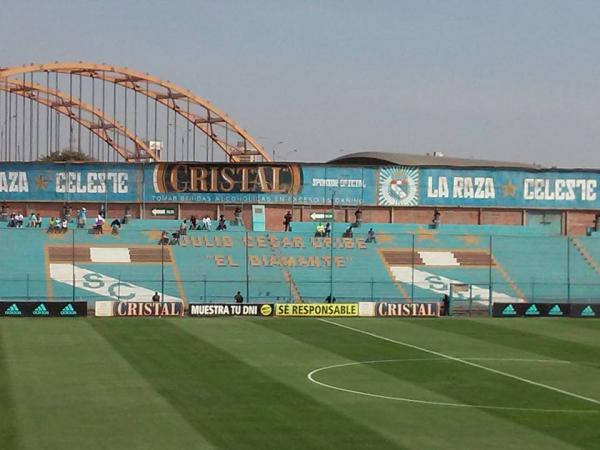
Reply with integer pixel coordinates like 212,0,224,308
318,319,600,407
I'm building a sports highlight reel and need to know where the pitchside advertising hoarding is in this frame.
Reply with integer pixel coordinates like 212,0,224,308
5,162,600,209
0,301,87,317
189,303,273,317
94,301,184,317
493,302,600,317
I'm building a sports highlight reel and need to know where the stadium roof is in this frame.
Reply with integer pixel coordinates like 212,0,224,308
327,151,542,169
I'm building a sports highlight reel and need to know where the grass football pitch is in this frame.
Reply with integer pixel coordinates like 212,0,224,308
1,317,599,449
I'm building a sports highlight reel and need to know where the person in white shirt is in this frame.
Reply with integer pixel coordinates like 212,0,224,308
15,213,24,228
61,218,69,233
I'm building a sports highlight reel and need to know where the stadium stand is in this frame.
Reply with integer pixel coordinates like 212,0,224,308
1,219,599,308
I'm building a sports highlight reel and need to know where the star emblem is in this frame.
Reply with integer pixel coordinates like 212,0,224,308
502,180,517,197
35,175,48,190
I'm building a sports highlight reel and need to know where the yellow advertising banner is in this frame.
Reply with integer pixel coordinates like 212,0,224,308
275,303,358,317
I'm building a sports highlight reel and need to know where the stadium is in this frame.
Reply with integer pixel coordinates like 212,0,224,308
1,61,599,450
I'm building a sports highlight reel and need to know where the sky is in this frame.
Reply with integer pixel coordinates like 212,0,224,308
2,0,600,167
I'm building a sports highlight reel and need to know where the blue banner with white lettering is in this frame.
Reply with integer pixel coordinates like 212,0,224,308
3,162,600,209
377,166,600,209
0,163,139,202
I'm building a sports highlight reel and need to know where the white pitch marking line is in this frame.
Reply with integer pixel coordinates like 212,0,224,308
307,359,598,413
318,319,600,406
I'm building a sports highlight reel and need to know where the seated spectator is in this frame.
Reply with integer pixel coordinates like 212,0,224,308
180,219,188,236
93,214,105,234
324,222,331,237
325,294,336,303
343,225,353,238
366,228,376,243
315,222,325,237
158,230,169,245
234,206,244,226
61,218,69,233
200,215,212,231
170,230,180,245
216,214,227,231
111,218,121,235
27,212,36,227
34,213,42,228
47,217,56,233
7,214,16,228
190,215,198,230
15,212,24,228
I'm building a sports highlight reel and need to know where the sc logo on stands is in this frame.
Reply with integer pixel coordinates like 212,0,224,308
82,273,137,300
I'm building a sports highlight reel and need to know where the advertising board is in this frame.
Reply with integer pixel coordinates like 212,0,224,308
188,303,273,317
275,303,358,317
0,301,87,317
359,302,440,317
492,303,599,317
113,301,184,317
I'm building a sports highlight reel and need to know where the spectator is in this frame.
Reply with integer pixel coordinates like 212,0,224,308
217,214,227,231
152,292,160,302
62,203,72,223
283,211,292,232
442,294,450,316
234,206,244,226
77,208,87,228
234,291,244,303
354,207,363,227
170,230,180,245
324,222,331,237
201,215,212,231
432,209,441,229
180,219,188,236
47,217,56,233
343,225,353,238
7,214,16,228
28,212,36,227
190,215,198,230
34,213,42,228
325,294,336,303
159,230,169,245
94,214,105,234
15,212,24,228
0,203,8,221
315,222,325,237
61,218,69,233
99,205,106,218
366,228,376,243
111,218,122,235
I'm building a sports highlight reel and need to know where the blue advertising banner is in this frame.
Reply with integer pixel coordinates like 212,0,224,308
0,163,140,202
4,162,600,209
377,166,600,209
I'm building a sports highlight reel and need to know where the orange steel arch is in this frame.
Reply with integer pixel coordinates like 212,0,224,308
0,79,155,161
0,62,271,162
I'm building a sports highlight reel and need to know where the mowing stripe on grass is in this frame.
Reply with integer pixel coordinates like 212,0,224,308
0,323,20,449
90,319,402,450
319,319,600,407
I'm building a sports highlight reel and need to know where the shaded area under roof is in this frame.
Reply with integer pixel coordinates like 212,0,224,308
327,152,542,169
